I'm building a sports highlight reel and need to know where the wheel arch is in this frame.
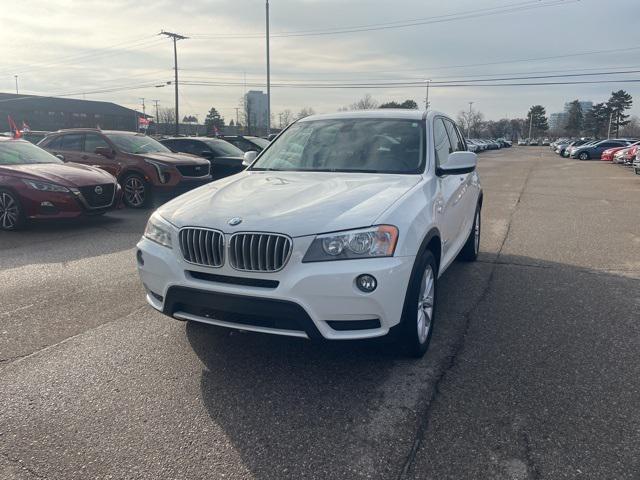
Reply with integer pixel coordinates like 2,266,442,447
416,227,442,274
117,167,150,184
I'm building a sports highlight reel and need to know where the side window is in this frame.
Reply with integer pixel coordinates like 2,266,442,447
433,118,453,166
189,140,208,155
444,121,465,152
44,136,63,150
84,134,110,153
61,134,83,152
161,139,177,151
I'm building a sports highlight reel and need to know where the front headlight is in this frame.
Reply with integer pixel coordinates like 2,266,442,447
144,213,173,248
22,179,70,192
145,159,171,184
302,225,398,263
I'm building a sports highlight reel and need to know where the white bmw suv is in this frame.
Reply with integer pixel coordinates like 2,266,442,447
137,110,482,357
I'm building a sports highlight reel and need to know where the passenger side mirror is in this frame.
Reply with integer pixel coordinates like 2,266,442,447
55,153,65,161
242,150,257,167
436,151,477,176
95,146,115,158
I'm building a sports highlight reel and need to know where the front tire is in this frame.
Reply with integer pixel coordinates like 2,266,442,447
578,152,590,160
397,250,438,358
0,189,25,231
122,173,152,209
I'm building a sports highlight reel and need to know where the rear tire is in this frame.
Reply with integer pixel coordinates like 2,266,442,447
122,173,152,209
396,250,438,358
0,189,25,231
459,206,481,262
578,152,590,160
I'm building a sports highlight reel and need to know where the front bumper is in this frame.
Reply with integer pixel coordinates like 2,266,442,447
20,183,121,219
136,236,415,340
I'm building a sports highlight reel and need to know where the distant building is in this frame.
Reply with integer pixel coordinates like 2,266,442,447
563,100,593,114
549,112,568,131
245,90,269,131
0,93,141,132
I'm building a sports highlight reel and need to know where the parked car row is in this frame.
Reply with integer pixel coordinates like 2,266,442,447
550,137,637,160
0,129,277,230
466,138,511,152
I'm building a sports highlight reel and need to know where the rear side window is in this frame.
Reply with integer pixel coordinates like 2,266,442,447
444,120,466,152
61,134,83,151
43,136,63,150
434,118,453,166
84,134,110,152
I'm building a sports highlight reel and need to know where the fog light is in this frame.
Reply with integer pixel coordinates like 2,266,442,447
136,249,144,266
356,274,377,293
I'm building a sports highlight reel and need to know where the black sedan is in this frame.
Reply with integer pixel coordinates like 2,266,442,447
219,135,270,153
160,137,246,180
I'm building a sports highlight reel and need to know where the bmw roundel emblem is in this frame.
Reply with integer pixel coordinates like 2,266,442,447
94,186,103,195
228,217,242,226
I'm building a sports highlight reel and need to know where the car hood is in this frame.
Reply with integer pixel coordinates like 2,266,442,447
0,162,115,187
158,171,421,237
141,151,209,165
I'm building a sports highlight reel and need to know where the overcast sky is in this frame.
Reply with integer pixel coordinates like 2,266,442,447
1,0,639,125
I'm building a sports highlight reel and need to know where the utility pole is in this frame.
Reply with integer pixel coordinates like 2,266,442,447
152,100,160,123
14,75,18,95
235,107,240,127
139,98,146,116
265,0,271,136
468,101,474,138
425,79,431,111
160,30,188,136
528,112,533,140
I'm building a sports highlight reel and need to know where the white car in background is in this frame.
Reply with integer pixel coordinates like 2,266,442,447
137,110,483,357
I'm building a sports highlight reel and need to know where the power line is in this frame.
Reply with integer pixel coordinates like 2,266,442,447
189,0,577,39
0,36,162,76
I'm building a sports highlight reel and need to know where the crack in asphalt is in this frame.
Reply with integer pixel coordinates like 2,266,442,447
0,451,47,479
397,161,537,480
519,430,542,480
0,305,147,368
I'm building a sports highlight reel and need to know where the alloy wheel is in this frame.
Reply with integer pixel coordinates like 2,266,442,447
124,177,146,207
416,265,435,344
0,192,19,230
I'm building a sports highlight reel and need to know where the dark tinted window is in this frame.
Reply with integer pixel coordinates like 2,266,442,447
434,118,453,166
44,136,63,150
84,134,110,152
61,134,83,151
204,139,244,157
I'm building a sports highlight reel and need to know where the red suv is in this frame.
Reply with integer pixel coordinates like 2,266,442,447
39,130,211,208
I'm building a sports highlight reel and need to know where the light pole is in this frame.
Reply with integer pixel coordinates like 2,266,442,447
14,75,18,95
265,0,271,136
467,101,474,138
425,79,431,111
160,31,188,135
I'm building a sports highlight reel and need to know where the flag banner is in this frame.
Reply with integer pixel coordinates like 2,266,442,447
7,116,22,139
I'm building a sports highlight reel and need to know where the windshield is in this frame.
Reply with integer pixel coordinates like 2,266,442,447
106,133,171,154
0,141,62,165
251,118,424,174
205,139,244,157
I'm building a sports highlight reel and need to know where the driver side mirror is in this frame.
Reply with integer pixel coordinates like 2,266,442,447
95,146,115,159
436,151,477,176
242,150,257,167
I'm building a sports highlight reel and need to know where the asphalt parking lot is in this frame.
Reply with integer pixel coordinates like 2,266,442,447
1,147,639,480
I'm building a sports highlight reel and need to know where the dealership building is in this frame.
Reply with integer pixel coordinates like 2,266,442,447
0,93,142,132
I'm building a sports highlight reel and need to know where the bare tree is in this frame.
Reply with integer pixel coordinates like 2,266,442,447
457,110,484,137
157,107,176,124
350,94,378,110
278,109,294,128
296,107,316,120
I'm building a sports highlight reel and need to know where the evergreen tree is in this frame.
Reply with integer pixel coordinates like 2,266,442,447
526,105,549,137
564,100,583,136
583,103,609,138
204,107,225,130
607,90,632,138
